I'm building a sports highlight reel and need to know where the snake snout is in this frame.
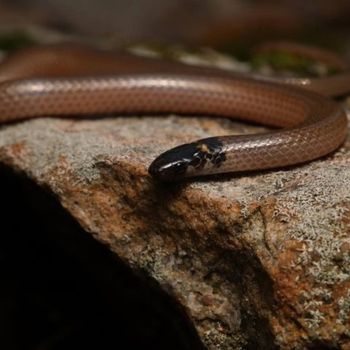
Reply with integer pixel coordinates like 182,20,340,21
148,143,197,182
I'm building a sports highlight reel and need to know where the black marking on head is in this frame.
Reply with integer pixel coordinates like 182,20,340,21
212,152,226,166
149,137,226,182
191,137,227,169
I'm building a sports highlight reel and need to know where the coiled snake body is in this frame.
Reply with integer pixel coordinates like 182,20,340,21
0,43,348,181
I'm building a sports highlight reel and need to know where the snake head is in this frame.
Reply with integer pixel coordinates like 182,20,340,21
148,143,196,182
148,138,226,182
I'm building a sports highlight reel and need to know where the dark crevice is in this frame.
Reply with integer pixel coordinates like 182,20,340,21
0,164,205,350
209,249,278,349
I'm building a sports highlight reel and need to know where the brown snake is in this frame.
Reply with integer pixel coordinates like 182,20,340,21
0,43,348,181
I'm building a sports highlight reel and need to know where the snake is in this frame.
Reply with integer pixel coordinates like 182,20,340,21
0,42,348,181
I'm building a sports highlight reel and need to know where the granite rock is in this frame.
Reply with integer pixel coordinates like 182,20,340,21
0,109,349,349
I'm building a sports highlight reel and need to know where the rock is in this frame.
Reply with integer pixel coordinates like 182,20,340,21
0,110,349,349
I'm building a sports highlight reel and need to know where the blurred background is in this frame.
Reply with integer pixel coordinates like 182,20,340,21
1,0,350,48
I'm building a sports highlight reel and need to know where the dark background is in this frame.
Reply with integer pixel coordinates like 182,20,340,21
1,0,350,47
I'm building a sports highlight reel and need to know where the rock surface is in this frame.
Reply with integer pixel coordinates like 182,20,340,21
0,108,349,349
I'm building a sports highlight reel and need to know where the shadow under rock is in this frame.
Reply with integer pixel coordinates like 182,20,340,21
0,164,205,350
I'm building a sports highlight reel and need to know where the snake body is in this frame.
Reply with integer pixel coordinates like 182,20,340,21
0,44,348,181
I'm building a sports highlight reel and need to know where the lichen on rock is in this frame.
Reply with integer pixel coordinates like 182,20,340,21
0,108,349,349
